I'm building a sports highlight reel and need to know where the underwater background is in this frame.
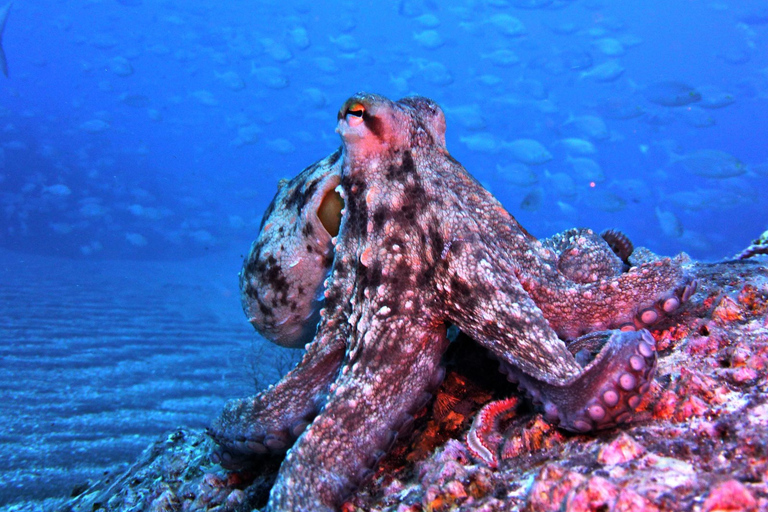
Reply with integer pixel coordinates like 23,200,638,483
0,0,767,509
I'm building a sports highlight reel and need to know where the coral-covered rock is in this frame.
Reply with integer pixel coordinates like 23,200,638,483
59,259,768,512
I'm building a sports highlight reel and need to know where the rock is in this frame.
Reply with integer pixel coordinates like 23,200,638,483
59,259,768,511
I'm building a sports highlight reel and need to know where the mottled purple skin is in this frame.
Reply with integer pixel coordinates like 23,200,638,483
210,94,693,511
239,151,342,348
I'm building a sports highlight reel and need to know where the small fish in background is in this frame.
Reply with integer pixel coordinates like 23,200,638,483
413,29,443,49
43,184,72,197
545,171,577,200
444,104,486,131
287,26,310,50
579,60,625,82
215,71,246,91
680,106,716,128
79,119,110,133
495,162,538,187
505,138,553,165
668,149,746,179
520,187,543,211
596,96,645,119
567,156,605,183
487,14,526,37
644,81,701,107
556,137,596,156
585,189,627,213
592,37,625,57
697,85,736,109
560,114,610,141
0,2,11,78
459,132,500,153
655,206,684,238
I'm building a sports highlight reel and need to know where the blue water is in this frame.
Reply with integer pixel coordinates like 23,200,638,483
1,0,767,508
1,0,767,261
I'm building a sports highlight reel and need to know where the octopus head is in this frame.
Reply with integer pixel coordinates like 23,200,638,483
336,93,447,159
239,151,343,348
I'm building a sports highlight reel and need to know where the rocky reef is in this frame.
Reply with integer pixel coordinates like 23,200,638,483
59,255,768,512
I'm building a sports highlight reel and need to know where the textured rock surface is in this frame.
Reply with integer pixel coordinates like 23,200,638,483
58,258,768,512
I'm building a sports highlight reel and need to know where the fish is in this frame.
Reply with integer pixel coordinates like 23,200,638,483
561,114,610,140
655,207,684,238
579,61,625,82
444,104,485,130
43,184,72,196
592,38,625,57
669,149,746,179
488,14,526,37
413,30,443,49
520,187,543,211
597,97,645,119
460,132,500,153
697,85,735,109
587,189,627,212
0,2,11,78
557,138,596,155
495,162,538,186
506,138,553,165
644,81,701,107
79,119,110,133
567,157,605,183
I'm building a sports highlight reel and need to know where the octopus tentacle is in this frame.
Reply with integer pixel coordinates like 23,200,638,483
530,258,694,340
499,329,657,432
441,240,583,383
209,332,346,469
267,322,450,512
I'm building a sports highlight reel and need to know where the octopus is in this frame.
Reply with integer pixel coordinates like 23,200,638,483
209,93,696,511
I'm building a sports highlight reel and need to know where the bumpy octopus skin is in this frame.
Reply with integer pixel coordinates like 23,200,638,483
239,150,343,348
210,94,695,511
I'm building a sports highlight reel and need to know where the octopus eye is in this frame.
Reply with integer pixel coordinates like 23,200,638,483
345,103,366,128
346,103,365,118
317,188,344,237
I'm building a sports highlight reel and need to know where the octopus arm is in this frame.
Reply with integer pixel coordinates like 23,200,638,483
266,317,449,512
499,329,659,432
439,243,582,384
534,257,693,340
439,244,661,433
209,332,346,469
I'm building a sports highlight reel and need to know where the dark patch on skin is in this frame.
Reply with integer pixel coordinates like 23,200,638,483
286,161,320,189
342,176,369,239
392,202,418,224
327,148,342,167
261,256,290,306
302,222,315,238
403,179,426,201
372,208,388,230
243,241,265,278
450,274,472,297
361,261,382,292
259,197,278,231
428,224,445,263
285,176,320,213
385,150,417,182
363,111,385,141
